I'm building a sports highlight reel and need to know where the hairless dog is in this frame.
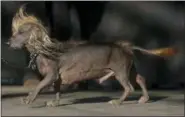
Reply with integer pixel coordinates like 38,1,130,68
8,5,177,107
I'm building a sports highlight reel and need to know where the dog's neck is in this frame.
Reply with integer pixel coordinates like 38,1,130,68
28,52,39,70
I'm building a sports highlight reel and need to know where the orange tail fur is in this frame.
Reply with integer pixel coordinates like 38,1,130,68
148,47,177,57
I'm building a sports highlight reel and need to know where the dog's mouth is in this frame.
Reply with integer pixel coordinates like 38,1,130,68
8,43,22,49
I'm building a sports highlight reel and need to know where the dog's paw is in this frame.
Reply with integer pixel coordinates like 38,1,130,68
108,99,122,107
46,100,60,107
21,97,32,104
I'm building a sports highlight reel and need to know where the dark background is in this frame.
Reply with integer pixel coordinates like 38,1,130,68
1,1,185,90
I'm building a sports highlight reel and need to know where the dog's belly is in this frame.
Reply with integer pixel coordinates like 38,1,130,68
60,69,105,85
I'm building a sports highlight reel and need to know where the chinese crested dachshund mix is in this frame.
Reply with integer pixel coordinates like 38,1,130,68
8,5,177,107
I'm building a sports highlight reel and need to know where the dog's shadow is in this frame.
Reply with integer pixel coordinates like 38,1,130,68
70,95,168,105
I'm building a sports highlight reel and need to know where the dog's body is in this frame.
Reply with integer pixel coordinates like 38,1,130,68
29,42,133,106
58,44,131,84
8,6,177,107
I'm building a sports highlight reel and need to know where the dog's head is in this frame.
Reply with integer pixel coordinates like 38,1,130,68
8,5,49,50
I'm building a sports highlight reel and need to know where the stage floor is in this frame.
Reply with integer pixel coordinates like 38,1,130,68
2,86,184,116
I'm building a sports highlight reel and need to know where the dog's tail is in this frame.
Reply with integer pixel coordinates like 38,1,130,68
132,46,177,57
115,40,177,57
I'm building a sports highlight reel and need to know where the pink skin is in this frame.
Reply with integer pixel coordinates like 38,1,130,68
136,74,149,103
96,73,149,104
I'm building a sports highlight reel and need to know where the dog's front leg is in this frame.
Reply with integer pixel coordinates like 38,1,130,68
21,72,58,105
46,78,61,107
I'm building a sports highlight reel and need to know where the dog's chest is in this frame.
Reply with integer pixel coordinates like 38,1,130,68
35,55,54,76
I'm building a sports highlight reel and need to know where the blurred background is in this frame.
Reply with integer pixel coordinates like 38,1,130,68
1,1,185,91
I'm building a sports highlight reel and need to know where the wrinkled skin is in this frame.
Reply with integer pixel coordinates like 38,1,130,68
9,23,149,107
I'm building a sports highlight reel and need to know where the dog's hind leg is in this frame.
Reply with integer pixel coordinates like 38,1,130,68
108,59,134,106
136,74,149,103
108,67,132,106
